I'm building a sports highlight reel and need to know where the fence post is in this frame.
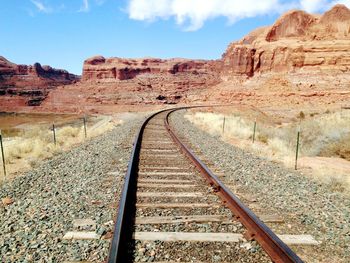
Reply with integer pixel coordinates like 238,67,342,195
83,116,87,139
222,116,226,135
252,120,257,143
0,130,6,180
295,127,301,170
52,123,57,146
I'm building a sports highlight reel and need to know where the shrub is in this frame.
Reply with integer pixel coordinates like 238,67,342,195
1,116,119,180
185,110,350,191
257,134,268,144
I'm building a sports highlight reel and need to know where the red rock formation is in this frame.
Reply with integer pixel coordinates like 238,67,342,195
222,4,350,77
316,4,350,39
34,56,222,111
82,56,221,81
3,5,350,114
0,56,79,87
265,10,317,42
0,56,79,107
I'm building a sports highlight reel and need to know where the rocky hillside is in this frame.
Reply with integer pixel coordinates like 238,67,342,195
63,56,222,107
0,56,79,87
0,56,79,107
82,5,350,83
222,4,350,77
82,56,221,81
1,5,350,114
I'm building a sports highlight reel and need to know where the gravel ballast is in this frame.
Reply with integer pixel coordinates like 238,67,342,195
171,110,350,262
0,116,143,262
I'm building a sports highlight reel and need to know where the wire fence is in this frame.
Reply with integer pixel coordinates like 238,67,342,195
218,115,302,169
0,116,92,182
221,113,350,190
186,108,350,170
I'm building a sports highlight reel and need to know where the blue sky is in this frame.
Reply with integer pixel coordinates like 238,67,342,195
0,0,346,74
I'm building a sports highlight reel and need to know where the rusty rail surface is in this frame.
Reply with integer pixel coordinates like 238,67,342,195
108,109,169,262
108,107,303,263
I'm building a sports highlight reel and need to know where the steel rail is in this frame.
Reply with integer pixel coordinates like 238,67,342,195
165,109,303,263
108,109,170,263
108,107,304,263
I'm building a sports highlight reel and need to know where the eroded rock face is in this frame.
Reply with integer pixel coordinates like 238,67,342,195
0,56,79,106
2,5,350,114
222,4,350,77
0,56,79,87
265,10,318,42
82,56,221,81
43,56,223,110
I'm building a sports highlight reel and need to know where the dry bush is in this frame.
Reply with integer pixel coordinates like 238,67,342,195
5,136,56,164
185,110,350,191
1,116,120,179
56,126,83,148
250,111,350,158
22,126,43,139
257,134,268,144
89,121,117,137
319,134,350,161
57,126,80,138
185,112,253,140
192,111,350,158
267,137,294,157
296,111,350,156
307,162,350,192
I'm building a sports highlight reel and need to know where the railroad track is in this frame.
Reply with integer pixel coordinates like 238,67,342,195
108,109,305,262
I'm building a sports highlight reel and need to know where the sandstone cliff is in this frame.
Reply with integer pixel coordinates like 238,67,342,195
222,4,350,77
82,56,221,81
0,56,79,106
77,56,222,105
0,56,79,87
2,5,350,114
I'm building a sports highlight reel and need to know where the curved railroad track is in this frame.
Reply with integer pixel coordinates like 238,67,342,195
108,108,304,262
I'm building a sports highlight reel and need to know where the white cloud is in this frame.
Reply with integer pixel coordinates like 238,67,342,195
30,0,52,13
126,0,350,31
128,0,290,31
29,0,106,14
79,0,90,12
300,0,350,12
300,0,329,12
334,0,350,7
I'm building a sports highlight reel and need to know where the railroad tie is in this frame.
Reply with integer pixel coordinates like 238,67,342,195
133,232,319,245
136,203,220,209
63,219,99,241
137,192,204,198
108,109,313,262
135,215,231,224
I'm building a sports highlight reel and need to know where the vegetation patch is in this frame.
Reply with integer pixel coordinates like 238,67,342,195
185,110,350,191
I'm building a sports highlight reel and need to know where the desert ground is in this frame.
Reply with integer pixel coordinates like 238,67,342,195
1,4,350,263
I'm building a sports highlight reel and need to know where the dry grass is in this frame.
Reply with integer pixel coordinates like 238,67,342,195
300,111,350,156
5,128,57,162
320,134,350,161
185,112,295,160
316,166,350,192
187,112,253,139
1,116,120,181
185,110,350,191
